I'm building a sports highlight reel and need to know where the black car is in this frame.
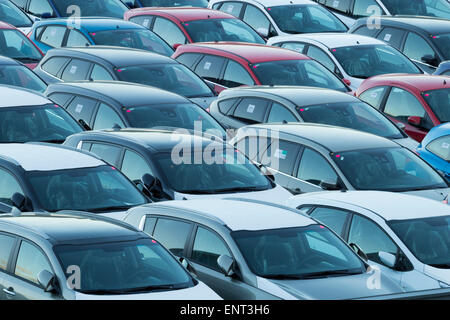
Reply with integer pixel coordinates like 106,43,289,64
0,56,47,93
44,81,226,137
35,46,218,109
349,16,450,73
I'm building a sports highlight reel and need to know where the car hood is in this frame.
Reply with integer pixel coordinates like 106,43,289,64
189,96,217,110
74,281,222,300
393,136,419,152
404,188,450,202
174,184,292,205
424,265,450,285
257,272,403,300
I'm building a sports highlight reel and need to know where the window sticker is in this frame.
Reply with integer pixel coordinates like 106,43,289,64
274,149,287,160
384,34,392,41
332,0,340,8
75,104,83,113
204,62,212,70
69,65,78,74
370,92,378,98
247,104,255,113
442,142,449,149
226,5,234,13
50,29,57,36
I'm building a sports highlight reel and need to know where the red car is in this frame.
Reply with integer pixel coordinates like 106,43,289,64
0,21,43,69
357,74,450,142
124,7,265,47
172,42,351,94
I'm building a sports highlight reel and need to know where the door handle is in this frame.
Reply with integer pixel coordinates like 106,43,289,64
3,287,15,296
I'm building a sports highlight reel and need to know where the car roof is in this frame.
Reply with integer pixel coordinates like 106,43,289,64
0,212,141,244
363,74,450,92
47,46,174,67
242,123,397,152
146,199,316,231
270,33,385,49
0,21,15,29
177,42,309,63
247,0,317,7
372,16,450,35
128,7,236,22
47,81,189,106
219,86,358,105
33,17,144,32
292,191,450,221
0,56,20,65
0,143,105,171
0,86,51,107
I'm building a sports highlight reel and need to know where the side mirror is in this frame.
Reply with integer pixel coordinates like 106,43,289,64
421,54,439,67
256,27,269,38
141,173,164,198
378,251,396,269
217,254,235,277
407,116,422,127
38,270,55,292
179,257,197,276
396,122,406,131
40,12,53,19
319,181,342,191
342,78,352,87
259,165,275,181
78,119,91,131
11,193,30,212
349,243,368,262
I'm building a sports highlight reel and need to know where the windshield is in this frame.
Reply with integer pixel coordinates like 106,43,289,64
423,89,450,123
383,0,450,19
232,225,365,279
139,0,207,6
332,147,447,191
252,60,349,92
27,165,147,212
123,103,225,135
267,4,347,34
432,33,450,60
154,148,273,194
298,101,403,139
116,64,213,98
54,238,194,294
0,104,82,143
53,0,128,18
0,0,32,27
0,65,47,93
332,45,421,79
90,29,173,57
389,216,450,268
0,29,42,61
184,18,264,44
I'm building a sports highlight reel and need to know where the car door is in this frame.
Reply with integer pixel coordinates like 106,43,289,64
193,54,227,88
65,95,98,128
0,232,17,299
402,31,440,73
60,58,93,82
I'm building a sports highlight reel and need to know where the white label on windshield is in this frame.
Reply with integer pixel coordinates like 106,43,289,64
333,0,340,8
384,34,392,41
442,142,450,149
370,92,378,98
143,19,150,28
226,5,234,13
75,104,83,113
247,104,255,113
274,149,287,160
70,66,78,74
204,62,211,70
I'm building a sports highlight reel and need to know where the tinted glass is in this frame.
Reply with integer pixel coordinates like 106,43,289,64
423,88,450,123
377,27,405,49
194,55,226,83
191,227,231,271
0,168,23,206
352,25,379,37
306,45,336,72
39,26,66,48
233,98,270,123
0,0,33,27
121,150,153,182
175,53,201,68
66,96,97,125
53,0,128,18
221,60,256,87
153,218,191,256
90,143,122,167
0,233,15,271
15,241,51,284
90,64,113,81
219,1,243,17
242,4,271,35
129,15,154,29
29,0,54,17
217,98,238,114
41,57,69,76
93,103,125,130
0,29,42,61
432,33,450,60
143,216,156,235
61,59,91,81
358,86,387,109
383,0,450,19
310,207,350,236
66,30,90,47
152,17,186,46
266,139,300,175
280,42,306,53
267,102,297,123
403,32,437,64
47,92,73,107
297,148,338,186
353,0,383,17
384,87,426,121
0,65,47,93
426,135,450,161
325,0,352,12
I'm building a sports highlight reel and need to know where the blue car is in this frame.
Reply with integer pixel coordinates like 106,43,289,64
27,17,174,56
435,61,450,76
417,123,450,181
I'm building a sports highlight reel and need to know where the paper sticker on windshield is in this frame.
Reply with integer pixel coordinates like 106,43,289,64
247,104,255,113
204,62,211,70
332,0,340,8
75,104,83,113
370,92,378,98
226,5,234,13
274,149,287,160
70,66,78,74
384,34,392,41
442,142,450,149
143,19,150,28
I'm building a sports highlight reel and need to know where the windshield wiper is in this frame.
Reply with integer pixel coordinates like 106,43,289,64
263,274,305,280
430,263,450,269
180,186,269,195
119,284,177,293
40,139,65,144
299,269,363,279
77,289,130,295
12,57,41,62
86,205,135,213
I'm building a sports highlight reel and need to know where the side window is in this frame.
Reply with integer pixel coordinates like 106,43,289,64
221,60,255,88
61,59,92,81
352,25,380,37
280,42,306,53
348,214,398,264
266,139,300,174
242,4,271,35
90,143,122,167
129,15,154,29
309,207,350,236
267,102,297,123
217,98,238,114
65,30,90,47
235,135,271,163
352,0,383,17
120,149,153,182
152,218,192,256
175,53,202,69
376,27,406,49
219,2,243,17
28,0,55,17
325,0,352,13
90,64,113,81
0,168,24,206
14,241,52,285
39,26,66,48
0,233,15,271
194,55,226,83
143,216,157,235
47,93,73,107
384,87,426,122
191,227,231,271
297,147,338,186
10,0,26,9
232,97,270,123
426,135,450,161
93,103,125,130
152,17,186,47
358,86,387,109
306,45,336,72
41,57,69,76
66,96,98,125
403,32,437,65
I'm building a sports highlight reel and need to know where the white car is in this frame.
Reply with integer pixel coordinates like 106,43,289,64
286,191,450,291
267,33,423,90
208,0,348,38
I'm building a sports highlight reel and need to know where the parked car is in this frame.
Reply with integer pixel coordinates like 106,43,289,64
0,0,34,34
417,123,450,181
27,17,174,56
209,0,348,37
34,46,218,109
64,129,292,203
0,86,83,143
435,61,450,76
10,0,128,20
210,86,418,151
0,21,43,69
124,8,265,47
44,81,225,136
121,0,208,8
313,0,450,26
267,33,422,90
172,42,352,93
0,210,220,300
286,191,450,291
349,16,450,73
0,143,149,219
356,74,450,142
231,123,450,201
123,198,404,299
0,56,47,92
